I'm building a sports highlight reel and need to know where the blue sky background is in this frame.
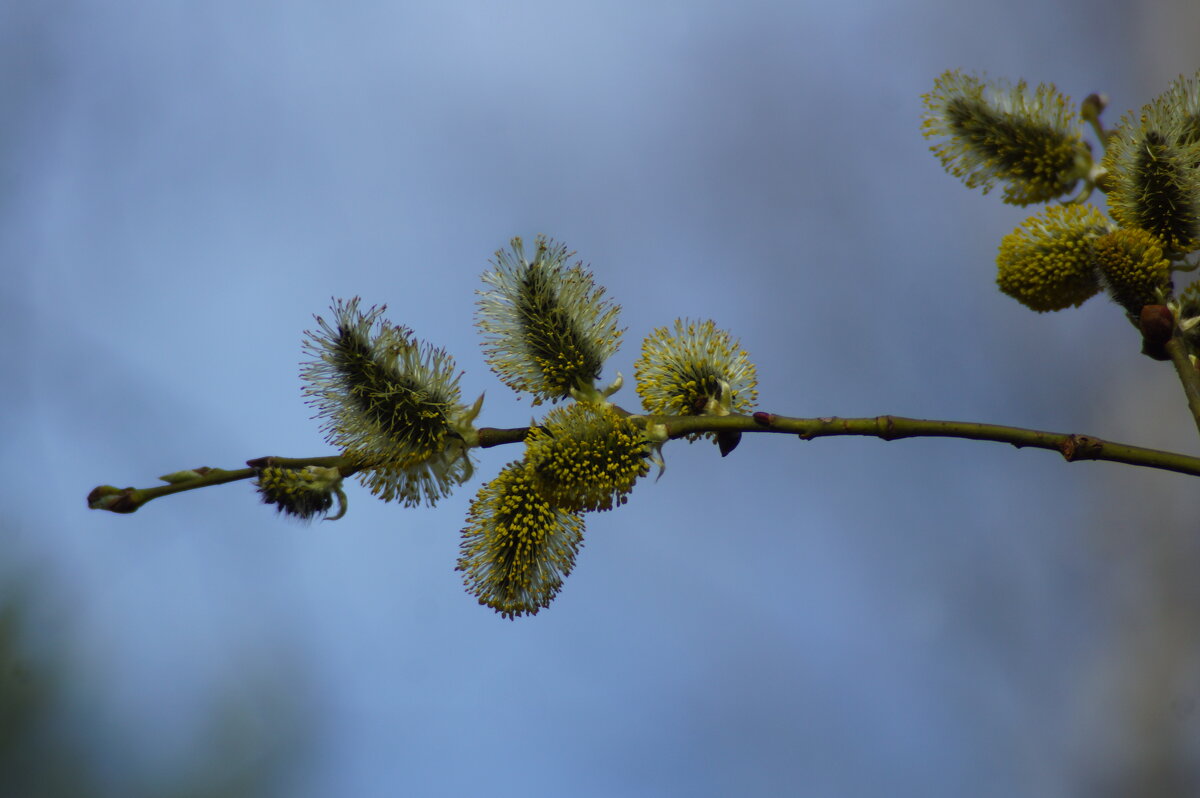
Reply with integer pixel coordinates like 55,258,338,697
7,1,1200,795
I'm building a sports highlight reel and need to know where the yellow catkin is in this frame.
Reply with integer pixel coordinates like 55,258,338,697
1093,228,1172,313
995,204,1111,312
256,466,342,520
301,298,475,506
1101,72,1200,251
457,462,585,619
634,319,757,441
524,403,650,512
477,236,623,404
922,70,1090,206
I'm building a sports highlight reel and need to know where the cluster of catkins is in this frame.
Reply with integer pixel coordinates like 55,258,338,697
921,69,1200,351
258,237,757,617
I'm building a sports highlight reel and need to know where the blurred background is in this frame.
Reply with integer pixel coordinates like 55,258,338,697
6,1,1200,795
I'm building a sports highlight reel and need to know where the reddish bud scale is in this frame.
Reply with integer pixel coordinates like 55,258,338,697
87,486,139,513
1139,304,1174,361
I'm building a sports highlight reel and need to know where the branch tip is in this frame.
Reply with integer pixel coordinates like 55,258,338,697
88,485,140,514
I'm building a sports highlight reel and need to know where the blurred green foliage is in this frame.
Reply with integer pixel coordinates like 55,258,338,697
0,590,305,798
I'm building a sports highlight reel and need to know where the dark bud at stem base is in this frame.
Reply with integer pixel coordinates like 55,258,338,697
716,430,742,457
1139,304,1174,361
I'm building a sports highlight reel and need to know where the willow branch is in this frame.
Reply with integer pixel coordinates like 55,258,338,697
367,413,1200,478
88,455,355,514
1165,337,1200,438
89,411,1200,515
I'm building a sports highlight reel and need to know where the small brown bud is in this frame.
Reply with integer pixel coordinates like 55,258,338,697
716,430,742,457
1080,93,1107,122
87,486,140,513
1139,304,1174,361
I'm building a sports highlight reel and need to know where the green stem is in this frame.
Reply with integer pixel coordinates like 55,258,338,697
1165,337,1200,438
657,413,1200,478
480,411,1200,477
90,412,1200,515
88,455,355,514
